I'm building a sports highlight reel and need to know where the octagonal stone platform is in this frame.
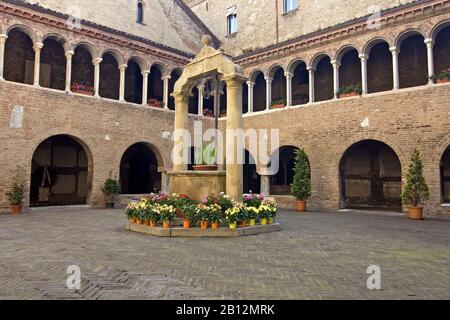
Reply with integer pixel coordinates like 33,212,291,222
126,221,282,237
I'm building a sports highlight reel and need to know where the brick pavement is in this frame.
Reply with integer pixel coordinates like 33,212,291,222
0,208,449,300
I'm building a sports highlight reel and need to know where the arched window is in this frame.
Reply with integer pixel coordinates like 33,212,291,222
137,2,144,24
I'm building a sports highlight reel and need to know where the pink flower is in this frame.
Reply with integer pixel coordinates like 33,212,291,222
257,195,264,200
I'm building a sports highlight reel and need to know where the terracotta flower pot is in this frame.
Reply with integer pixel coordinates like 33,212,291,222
338,92,360,98
163,221,171,229
408,207,424,220
136,219,142,225
145,220,151,226
200,221,208,229
72,89,94,96
295,200,307,212
193,165,218,171
437,77,449,84
150,221,157,227
11,204,22,214
270,104,285,109
211,221,220,230
240,220,247,228
183,220,191,229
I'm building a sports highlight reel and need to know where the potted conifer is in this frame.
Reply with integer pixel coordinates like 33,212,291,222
5,166,26,214
101,176,121,209
290,148,311,212
401,149,430,220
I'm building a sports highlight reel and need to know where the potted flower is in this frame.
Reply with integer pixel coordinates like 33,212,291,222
170,193,192,218
156,204,176,228
338,84,362,98
208,209,222,230
5,166,26,214
196,203,221,229
148,97,163,108
264,200,278,224
246,205,258,226
432,68,450,83
181,203,197,229
401,149,430,220
257,203,272,225
101,176,121,209
71,82,94,96
125,202,139,223
225,203,240,230
270,98,287,109
218,193,233,217
203,108,214,117
243,194,264,208
290,148,311,212
193,143,218,171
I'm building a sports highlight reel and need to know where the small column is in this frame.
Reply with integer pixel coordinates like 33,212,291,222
173,93,189,172
424,38,434,84
246,81,254,113
307,67,315,103
265,76,272,110
0,34,8,80
92,57,103,97
260,175,271,197
389,46,400,90
161,171,170,194
65,50,74,92
331,59,340,99
141,70,150,106
285,72,293,107
162,75,171,109
359,53,368,94
119,64,127,102
197,83,205,116
33,42,44,86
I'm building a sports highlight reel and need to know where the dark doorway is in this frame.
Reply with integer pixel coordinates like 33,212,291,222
441,147,450,203
120,143,161,194
340,140,402,211
270,146,298,195
243,150,260,194
30,135,89,207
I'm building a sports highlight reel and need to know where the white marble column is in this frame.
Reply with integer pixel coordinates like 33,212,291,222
307,67,315,103
424,38,434,84
246,81,254,113
265,76,272,110
197,83,205,116
331,59,340,99
141,70,150,105
0,34,8,80
119,64,127,102
33,42,44,86
285,72,293,107
92,57,102,97
64,50,74,92
389,46,400,90
359,53,368,94
260,175,271,197
162,75,171,109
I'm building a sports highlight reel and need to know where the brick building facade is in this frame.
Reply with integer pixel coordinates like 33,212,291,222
0,0,449,217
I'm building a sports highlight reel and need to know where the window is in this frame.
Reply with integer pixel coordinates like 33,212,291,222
283,0,297,13
137,1,144,24
226,6,237,35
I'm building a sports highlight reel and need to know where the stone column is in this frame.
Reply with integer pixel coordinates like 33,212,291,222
389,46,400,90
197,83,205,116
33,42,44,86
0,34,8,80
359,53,368,94
424,38,434,84
285,72,293,107
119,64,127,102
307,67,315,103
260,175,271,197
141,70,150,105
246,81,254,113
173,93,189,172
93,57,103,97
331,60,340,99
161,172,170,194
65,50,74,92
162,75,171,109
225,77,245,201
265,76,272,110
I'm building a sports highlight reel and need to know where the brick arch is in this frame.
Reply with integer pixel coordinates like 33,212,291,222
394,28,426,49
248,68,265,82
116,140,167,172
101,49,125,66
42,33,71,52
307,52,332,70
287,58,307,74
334,45,361,64
150,62,169,77
6,24,38,44
430,19,450,41
127,56,149,71
266,63,286,79
363,37,392,57
73,41,99,60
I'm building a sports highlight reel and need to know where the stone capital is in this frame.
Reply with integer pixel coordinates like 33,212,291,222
33,42,44,51
224,77,246,88
172,92,190,103
330,60,340,68
92,57,103,65
119,64,128,72
359,53,368,61
389,46,399,54
264,76,273,82
141,69,150,76
161,75,171,81
246,80,255,87
65,50,75,59
0,34,8,43
284,72,294,78
424,38,434,47
307,66,316,72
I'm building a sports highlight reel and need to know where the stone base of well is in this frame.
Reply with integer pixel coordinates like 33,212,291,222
167,170,226,201
126,222,282,237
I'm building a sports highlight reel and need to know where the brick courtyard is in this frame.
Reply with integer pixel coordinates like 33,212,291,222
0,208,449,300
